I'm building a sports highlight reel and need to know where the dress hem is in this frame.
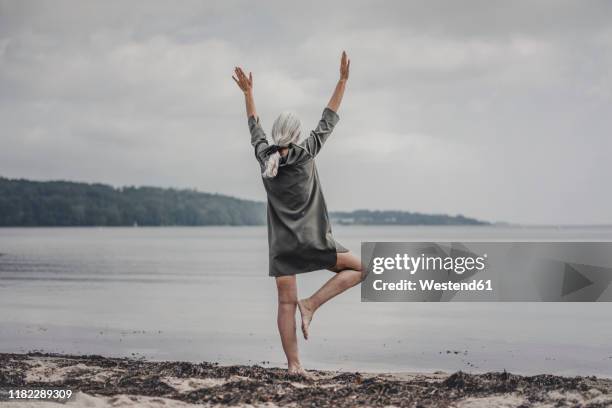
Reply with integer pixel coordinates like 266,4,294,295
268,247,347,277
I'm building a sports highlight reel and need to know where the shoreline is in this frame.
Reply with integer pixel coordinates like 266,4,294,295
1,353,611,407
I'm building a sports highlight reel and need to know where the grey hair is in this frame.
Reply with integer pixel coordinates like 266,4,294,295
262,111,302,178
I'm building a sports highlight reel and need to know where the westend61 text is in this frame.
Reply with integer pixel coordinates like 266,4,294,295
372,279,493,292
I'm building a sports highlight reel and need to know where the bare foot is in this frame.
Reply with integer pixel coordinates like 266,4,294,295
288,364,311,379
297,298,314,340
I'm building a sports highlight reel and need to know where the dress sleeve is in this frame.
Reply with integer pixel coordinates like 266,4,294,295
248,115,269,165
300,107,340,157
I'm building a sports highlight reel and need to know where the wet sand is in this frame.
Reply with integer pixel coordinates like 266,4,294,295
1,353,611,407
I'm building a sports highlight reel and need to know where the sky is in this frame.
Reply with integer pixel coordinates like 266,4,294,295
1,1,611,224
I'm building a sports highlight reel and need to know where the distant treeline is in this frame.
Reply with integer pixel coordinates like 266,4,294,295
329,210,488,226
0,177,266,226
0,177,488,227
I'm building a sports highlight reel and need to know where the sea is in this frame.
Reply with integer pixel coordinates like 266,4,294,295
1,226,611,377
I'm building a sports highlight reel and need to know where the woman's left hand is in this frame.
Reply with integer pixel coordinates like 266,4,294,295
232,67,253,94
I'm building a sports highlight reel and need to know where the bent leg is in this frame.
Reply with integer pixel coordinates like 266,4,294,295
275,275,306,375
298,252,364,339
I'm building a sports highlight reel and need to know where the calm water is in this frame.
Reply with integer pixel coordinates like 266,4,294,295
1,226,611,377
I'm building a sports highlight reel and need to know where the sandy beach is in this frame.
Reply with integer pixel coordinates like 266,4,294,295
1,353,611,407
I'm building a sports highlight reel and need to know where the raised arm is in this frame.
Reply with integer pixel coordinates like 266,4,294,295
232,67,257,118
233,66,269,164
301,51,350,158
326,50,350,113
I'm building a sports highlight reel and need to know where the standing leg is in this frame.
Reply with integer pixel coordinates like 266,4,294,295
297,252,363,339
275,275,307,375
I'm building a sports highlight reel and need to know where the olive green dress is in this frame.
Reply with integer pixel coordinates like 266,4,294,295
249,107,348,277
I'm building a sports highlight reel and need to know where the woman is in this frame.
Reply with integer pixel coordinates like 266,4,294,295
232,51,363,376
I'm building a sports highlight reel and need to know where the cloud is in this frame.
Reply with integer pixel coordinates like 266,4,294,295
1,0,611,224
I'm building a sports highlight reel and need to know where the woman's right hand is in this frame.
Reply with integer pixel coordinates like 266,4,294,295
326,51,349,112
339,51,350,81
232,67,253,94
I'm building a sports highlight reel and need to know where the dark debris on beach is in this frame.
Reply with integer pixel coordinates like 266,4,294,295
1,352,611,407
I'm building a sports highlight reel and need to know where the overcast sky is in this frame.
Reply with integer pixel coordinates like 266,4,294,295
1,1,611,224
